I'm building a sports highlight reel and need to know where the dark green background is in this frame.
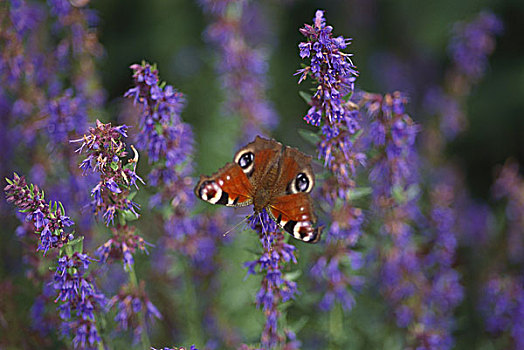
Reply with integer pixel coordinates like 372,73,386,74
94,0,524,200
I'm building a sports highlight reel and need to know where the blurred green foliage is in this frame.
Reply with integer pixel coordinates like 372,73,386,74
94,0,524,202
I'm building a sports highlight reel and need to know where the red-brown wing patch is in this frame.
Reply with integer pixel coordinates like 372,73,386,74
277,156,302,188
195,163,254,207
268,193,322,243
274,147,315,196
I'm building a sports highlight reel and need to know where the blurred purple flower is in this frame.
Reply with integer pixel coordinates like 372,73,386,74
200,0,278,140
480,276,524,349
109,282,162,344
493,162,524,263
95,226,152,271
424,11,502,139
449,11,503,82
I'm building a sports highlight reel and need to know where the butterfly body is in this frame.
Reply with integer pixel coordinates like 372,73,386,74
195,136,322,243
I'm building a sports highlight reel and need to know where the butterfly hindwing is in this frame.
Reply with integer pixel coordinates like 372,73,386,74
268,192,322,243
267,145,322,243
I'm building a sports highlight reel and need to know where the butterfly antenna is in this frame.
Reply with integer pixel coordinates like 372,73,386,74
222,215,250,237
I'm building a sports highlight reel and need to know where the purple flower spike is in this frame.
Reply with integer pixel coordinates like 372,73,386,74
243,210,299,348
200,0,278,139
74,120,143,226
5,174,74,254
297,10,366,315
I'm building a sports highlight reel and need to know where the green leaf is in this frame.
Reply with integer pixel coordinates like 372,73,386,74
59,202,65,216
110,162,119,171
283,270,302,281
298,90,312,104
66,235,84,255
391,184,419,204
122,209,139,222
5,177,13,185
347,187,372,201
350,129,363,142
298,128,321,145
391,185,405,203
128,191,137,201
289,316,309,334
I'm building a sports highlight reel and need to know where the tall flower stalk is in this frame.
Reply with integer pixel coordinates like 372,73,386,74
125,62,229,347
363,92,463,349
244,211,299,349
199,0,278,140
477,162,524,349
4,173,106,349
424,11,503,140
296,9,365,313
73,120,159,347
0,0,103,226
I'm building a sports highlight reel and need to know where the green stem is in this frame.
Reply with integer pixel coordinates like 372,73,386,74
182,258,204,344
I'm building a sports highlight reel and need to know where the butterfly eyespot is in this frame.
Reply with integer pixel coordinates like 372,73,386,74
237,151,254,174
295,173,310,192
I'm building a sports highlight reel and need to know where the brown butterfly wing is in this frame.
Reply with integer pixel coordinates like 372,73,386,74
268,192,322,243
267,146,322,243
194,136,282,207
194,162,254,207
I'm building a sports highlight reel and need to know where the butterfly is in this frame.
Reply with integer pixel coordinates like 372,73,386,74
194,136,322,243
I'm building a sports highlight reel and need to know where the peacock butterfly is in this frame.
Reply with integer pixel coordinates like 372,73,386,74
194,136,322,243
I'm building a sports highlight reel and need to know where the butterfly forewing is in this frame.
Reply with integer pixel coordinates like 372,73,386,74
195,163,254,207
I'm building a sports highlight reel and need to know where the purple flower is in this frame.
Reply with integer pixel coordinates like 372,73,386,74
297,10,366,314
126,61,224,283
110,284,162,343
74,120,142,227
199,0,278,139
52,253,106,349
480,276,524,348
449,11,503,82
297,10,358,127
32,209,46,228
243,210,298,348
114,124,129,138
4,174,74,254
492,162,524,263
106,178,122,194
95,226,151,270
125,63,193,198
